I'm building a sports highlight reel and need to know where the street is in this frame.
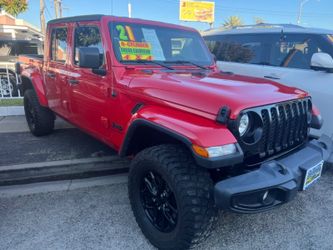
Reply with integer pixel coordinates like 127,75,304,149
1,167,333,250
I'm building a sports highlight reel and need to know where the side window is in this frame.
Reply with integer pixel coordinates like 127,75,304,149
50,27,68,62
204,35,269,64
270,34,323,69
74,26,104,66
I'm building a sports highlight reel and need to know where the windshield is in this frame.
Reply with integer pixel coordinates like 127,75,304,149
109,22,213,66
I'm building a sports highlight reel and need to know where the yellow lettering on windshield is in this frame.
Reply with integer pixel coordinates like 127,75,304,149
119,41,153,61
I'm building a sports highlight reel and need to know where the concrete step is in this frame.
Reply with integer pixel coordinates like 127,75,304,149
0,156,129,186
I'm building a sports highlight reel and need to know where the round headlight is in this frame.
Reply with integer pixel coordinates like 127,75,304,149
239,113,250,136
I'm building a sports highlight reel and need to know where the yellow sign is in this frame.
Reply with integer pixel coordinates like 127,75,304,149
179,0,215,23
119,41,153,61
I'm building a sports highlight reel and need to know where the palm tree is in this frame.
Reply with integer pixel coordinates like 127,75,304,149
0,0,28,17
223,16,243,28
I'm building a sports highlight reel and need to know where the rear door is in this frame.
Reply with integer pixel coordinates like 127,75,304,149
45,25,70,118
67,23,112,138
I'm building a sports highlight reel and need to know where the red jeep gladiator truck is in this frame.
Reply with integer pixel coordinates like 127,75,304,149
17,15,333,249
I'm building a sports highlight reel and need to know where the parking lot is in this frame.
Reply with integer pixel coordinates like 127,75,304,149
0,165,332,250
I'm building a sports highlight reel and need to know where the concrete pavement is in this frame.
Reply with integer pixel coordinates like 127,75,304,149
0,167,332,250
0,115,72,133
0,127,116,166
0,116,126,186
0,106,24,117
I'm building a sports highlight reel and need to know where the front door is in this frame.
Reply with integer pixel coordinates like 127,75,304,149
261,33,333,136
67,24,112,139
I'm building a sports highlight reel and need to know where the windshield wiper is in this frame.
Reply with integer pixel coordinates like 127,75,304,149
164,60,208,70
120,59,174,70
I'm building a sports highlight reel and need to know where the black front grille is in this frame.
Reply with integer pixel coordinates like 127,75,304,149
232,98,311,165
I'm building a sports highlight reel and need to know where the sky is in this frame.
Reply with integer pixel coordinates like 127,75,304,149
18,0,333,31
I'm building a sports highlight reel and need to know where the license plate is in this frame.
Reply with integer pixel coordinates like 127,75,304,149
303,161,324,190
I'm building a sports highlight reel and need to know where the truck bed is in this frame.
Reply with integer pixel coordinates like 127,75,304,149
18,54,44,72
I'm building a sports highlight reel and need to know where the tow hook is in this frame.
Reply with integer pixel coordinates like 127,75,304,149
276,162,288,175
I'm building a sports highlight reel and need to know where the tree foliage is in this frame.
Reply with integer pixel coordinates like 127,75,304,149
0,0,28,16
211,42,254,64
223,16,244,28
254,17,265,24
75,27,101,47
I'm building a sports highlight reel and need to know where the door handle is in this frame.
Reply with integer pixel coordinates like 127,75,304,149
264,75,280,80
46,72,56,78
68,79,79,85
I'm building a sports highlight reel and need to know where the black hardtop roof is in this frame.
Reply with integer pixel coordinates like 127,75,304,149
47,15,104,25
46,15,197,32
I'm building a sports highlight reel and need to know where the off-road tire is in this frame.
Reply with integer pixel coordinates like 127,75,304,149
24,89,54,136
128,144,217,250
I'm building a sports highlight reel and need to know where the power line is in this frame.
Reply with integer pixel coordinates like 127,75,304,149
45,4,53,19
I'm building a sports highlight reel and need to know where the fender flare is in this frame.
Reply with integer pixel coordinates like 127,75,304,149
21,70,48,107
119,106,242,168
119,118,192,157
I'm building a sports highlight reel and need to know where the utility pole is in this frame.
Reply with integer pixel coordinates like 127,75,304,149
128,1,132,18
54,0,62,18
59,0,62,18
40,0,46,34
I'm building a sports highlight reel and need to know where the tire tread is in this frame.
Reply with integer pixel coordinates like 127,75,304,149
129,144,217,250
24,89,54,136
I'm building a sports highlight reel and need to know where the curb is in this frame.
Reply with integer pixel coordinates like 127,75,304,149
0,156,130,186
0,106,24,116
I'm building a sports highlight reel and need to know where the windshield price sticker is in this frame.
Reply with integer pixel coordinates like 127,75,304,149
142,28,165,61
119,41,153,60
116,25,136,41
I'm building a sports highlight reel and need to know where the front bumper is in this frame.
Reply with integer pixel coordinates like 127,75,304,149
214,135,333,213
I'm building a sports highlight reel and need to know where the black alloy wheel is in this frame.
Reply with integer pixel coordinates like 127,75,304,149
140,170,178,233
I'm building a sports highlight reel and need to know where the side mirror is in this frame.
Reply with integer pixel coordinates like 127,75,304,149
78,47,101,69
311,52,333,73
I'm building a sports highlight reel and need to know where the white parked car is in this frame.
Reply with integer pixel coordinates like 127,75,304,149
202,24,333,136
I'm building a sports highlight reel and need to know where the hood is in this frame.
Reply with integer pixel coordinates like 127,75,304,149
128,70,308,120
